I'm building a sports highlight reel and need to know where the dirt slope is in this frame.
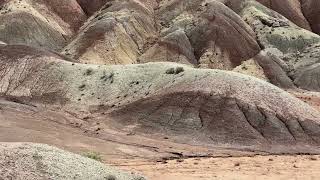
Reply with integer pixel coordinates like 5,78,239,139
2,98,319,180
0,142,144,180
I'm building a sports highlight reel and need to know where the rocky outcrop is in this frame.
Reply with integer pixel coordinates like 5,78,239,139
301,0,320,35
0,0,86,50
154,0,261,69
76,0,109,15
138,29,197,66
232,59,268,81
226,0,319,35
0,143,144,180
253,50,294,89
62,0,157,65
32,0,87,31
228,0,320,91
255,0,311,31
63,0,260,68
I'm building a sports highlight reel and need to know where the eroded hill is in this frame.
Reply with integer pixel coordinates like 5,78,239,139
0,0,320,179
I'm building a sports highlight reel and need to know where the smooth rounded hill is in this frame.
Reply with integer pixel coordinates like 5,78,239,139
0,142,144,180
1,44,320,154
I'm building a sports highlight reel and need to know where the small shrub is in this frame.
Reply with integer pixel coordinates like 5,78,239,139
32,153,42,160
165,67,184,74
79,84,86,91
310,157,317,161
83,151,102,162
175,67,184,74
84,68,94,76
165,67,175,74
105,175,116,180
133,177,146,180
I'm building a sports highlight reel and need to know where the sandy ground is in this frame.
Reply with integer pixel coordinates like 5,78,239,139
115,155,320,180
1,99,320,180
